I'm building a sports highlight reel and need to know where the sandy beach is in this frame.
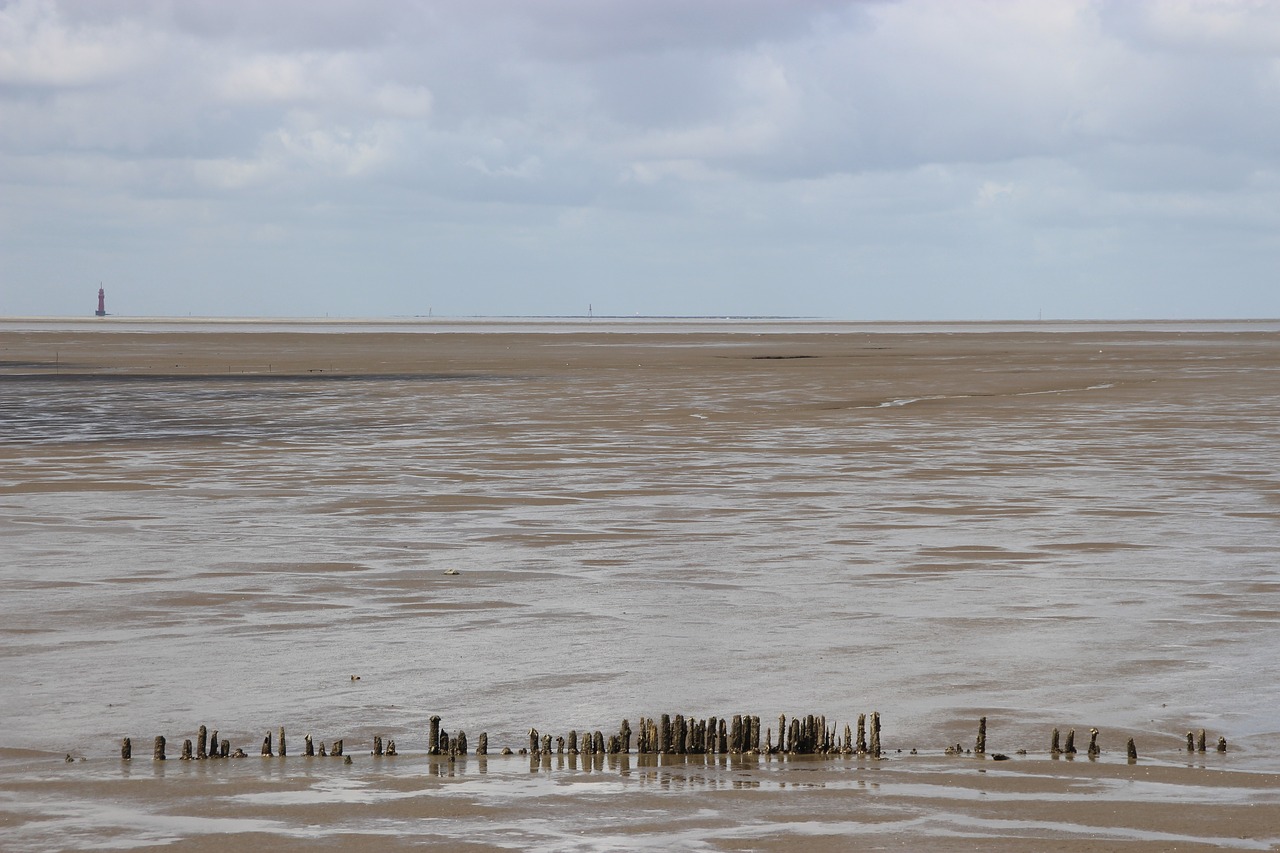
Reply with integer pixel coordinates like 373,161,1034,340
2,319,1279,850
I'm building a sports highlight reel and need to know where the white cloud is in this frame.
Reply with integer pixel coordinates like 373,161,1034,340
3,0,1280,319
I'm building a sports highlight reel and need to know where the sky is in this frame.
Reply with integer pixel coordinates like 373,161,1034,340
2,0,1279,320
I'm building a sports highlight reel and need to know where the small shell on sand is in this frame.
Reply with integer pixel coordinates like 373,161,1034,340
444,569,460,575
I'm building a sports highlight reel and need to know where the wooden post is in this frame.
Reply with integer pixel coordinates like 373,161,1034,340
975,717,986,755
1217,737,1227,753
1087,728,1100,758
332,739,343,757
261,734,272,756
153,736,166,761
660,715,671,754
707,717,718,754
1064,729,1076,755
675,715,687,755
386,740,397,756
121,737,131,761
730,715,742,754
319,742,327,756
621,719,632,753
568,730,578,754
870,712,881,759
478,733,488,755
843,723,852,754
856,714,867,754
429,716,441,756
541,734,550,755
1051,728,1061,756
209,730,219,759
751,716,761,753
305,735,314,757
197,725,207,760
593,731,605,754
220,739,230,758
279,727,286,757
1126,738,1137,762
1186,731,1195,752
1197,729,1207,752
181,739,193,760
373,736,383,756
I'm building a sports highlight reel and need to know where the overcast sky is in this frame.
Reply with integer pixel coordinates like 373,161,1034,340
3,0,1279,319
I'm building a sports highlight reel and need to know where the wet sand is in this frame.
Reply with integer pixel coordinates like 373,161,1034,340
2,320,1279,850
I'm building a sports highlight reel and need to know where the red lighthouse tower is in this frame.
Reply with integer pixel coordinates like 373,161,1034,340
95,287,106,317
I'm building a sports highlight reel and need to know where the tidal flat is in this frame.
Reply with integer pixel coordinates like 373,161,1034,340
2,319,1279,850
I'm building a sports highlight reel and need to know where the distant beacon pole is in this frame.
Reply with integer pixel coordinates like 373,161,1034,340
95,287,106,317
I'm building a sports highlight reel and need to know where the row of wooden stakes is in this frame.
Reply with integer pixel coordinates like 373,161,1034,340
122,726,361,762
121,714,1227,763
122,712,884,761
950,717,1226,762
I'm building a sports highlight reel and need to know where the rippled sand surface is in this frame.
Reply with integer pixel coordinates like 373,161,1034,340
2,320,1279,850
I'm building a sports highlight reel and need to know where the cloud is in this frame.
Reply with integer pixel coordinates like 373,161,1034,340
2,0,1279,318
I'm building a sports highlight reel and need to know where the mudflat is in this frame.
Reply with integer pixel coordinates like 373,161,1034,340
2,320,1279,851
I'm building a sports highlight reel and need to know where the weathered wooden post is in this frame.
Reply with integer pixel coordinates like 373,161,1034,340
220,739,230,758
975,717,986,755
1051,728,1061,756
181,739,193,760
621,719,632,753
197,725,207,760
1087,729,1100,758
477,733,488,755
659,715,672,754
870,712,881,759
373,736,383,756
279,727,286,757
153,736,166,761
568,730,579,754
261,734,272,756
1186,731,1195,752
319,742,327,756
540,734,550,756
1126,738,1137,762
1217,737,1227,753
305,735,314,757
856,714,867,754
209,730,219,759
386,739,397,756
1197,729,1207,752
1064,729,1076,755
121,737,132,761
429,716,442,756
593,731,605,754
842,723,852,754
332,739,343,757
